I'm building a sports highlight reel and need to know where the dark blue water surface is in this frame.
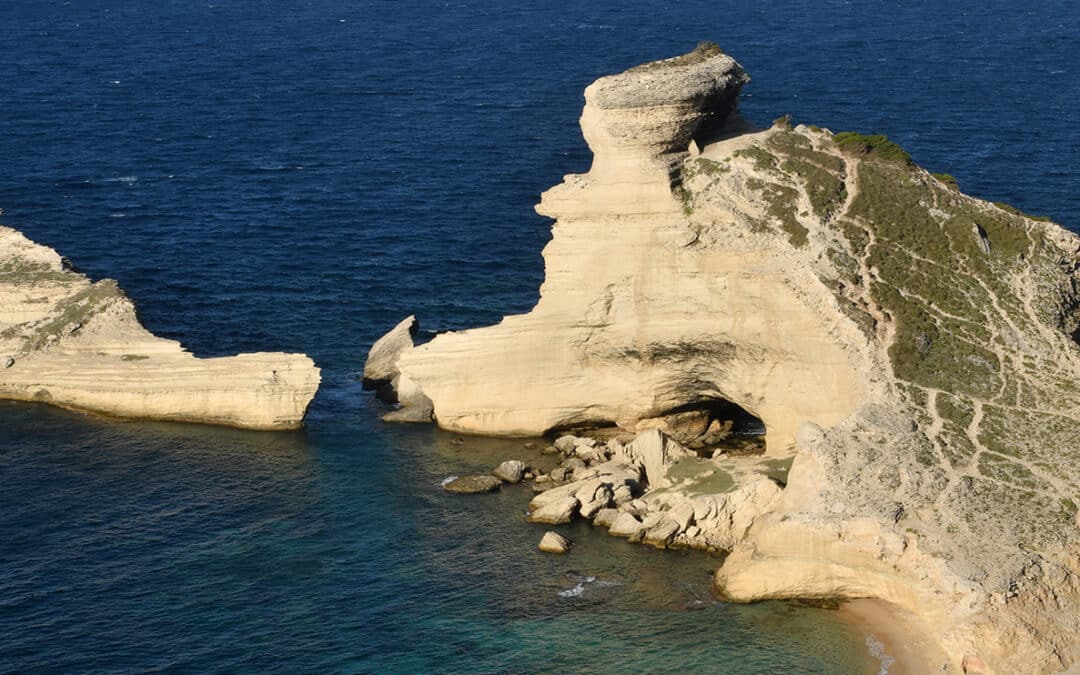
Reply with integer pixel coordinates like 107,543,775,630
1,1,1077,672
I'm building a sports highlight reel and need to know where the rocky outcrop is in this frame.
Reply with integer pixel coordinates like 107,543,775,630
538,531,572,554
364,45,1080,673
443,474,502,494
0,226,319,429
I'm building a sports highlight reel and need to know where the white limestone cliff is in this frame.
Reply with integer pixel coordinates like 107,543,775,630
365,44,1080,673
0,226,320,430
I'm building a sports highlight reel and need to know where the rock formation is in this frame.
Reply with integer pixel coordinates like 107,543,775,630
365,43,1080,673
0,226,320,429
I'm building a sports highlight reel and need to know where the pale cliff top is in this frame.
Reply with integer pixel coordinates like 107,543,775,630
585,42,749,109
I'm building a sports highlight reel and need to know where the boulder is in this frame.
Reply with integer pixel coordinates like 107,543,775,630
562,457,587,472
634,409,711,445
493,459,527,484
362,315,418,393
612,484,633,506
528,496,579,524
593,508,620,528
443,475,501,494
554,435,579,453
538,531,573,554
669,501,696,531
624,429,692,488
579,484,614,519
608,512,645,538
642,517,681,548
381,373,434,423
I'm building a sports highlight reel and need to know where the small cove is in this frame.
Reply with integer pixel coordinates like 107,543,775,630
2,0,1077,671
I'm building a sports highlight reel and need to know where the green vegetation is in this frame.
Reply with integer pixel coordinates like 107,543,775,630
0,259,73,284
931,172,959,190
772,113,793,129
733,146,778,171
21,280,121,353
629,41,724,73
993,201,1053,222
833,132,912,165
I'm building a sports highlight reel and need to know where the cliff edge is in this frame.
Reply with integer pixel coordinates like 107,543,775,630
366,44,1080,672
0,226,320,429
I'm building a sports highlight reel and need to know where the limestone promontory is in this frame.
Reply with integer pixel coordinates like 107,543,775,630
0,226,320,429
365,44,1080,673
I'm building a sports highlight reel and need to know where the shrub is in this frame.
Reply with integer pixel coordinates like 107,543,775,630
833,132,912,165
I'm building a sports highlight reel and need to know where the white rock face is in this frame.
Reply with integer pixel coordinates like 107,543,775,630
362,315,417,393
0,226,320,429
364,44,1080,673
373,45,865,452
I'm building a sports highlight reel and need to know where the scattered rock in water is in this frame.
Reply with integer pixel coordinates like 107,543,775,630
524,441,538,449
443,475,501,494
593,508,619,528
538,531,573,554
550,467,568,482
493,459,526,484
541,445,560,455
528,496,579,524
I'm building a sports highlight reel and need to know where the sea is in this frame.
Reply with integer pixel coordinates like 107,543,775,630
1,1,1077,672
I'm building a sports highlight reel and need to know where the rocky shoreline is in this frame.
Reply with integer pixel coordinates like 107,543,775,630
365,44,1080,673
451,427,784,554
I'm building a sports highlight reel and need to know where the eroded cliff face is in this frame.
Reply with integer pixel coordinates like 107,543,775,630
367,44,1080,673
0,226,320,429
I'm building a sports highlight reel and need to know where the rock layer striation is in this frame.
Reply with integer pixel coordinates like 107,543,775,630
0,226,320,429
366,45,1080,673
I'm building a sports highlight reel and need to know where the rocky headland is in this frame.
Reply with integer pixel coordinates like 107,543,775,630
366,44,1080,673
0,226,320,429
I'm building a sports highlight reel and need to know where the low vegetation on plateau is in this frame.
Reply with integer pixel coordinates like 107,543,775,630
678,120,1080,577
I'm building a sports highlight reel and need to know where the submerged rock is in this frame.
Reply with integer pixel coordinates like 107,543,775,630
443,475,501,494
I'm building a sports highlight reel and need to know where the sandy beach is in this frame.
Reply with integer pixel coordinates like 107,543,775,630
837,598,953,674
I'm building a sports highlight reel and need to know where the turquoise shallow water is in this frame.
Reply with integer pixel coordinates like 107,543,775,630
0,403,873,672
1,0,1077,672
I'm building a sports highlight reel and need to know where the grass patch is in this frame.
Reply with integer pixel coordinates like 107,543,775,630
628,41,725,74
993,201,1053,222
833,131,912,165
931,173,959,190
21,280,121,353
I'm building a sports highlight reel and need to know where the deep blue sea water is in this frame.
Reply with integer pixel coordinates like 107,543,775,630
1,1,1077,672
